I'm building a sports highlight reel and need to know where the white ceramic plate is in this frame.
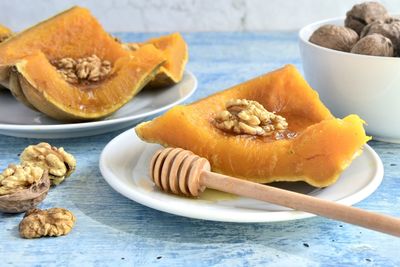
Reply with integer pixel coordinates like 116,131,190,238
0,71,197,139
100,128,384,223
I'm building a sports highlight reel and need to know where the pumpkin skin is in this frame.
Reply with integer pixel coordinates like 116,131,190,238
127,32,188,88
0,7,165,121
136,65,369,187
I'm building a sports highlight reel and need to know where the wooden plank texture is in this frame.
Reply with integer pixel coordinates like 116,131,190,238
0,32,399,267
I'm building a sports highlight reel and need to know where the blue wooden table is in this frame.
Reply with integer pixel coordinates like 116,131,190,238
1,32,399,267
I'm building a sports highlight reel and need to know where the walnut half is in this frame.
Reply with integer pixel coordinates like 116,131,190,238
20,143,76,185
0,164,50,213
52,54,112,84
214,99,288,137
19,208,76,238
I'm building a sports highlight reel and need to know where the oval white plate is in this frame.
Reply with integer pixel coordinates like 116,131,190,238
100,128,384,223
0,71,197,139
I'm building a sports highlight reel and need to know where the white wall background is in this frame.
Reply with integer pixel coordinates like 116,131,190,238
2,0,400,32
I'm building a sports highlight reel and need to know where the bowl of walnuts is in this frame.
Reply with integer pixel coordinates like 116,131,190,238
299,1,400,143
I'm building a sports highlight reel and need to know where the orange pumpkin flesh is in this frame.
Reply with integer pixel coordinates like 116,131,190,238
0,7,165,121
126,32,188,88
146,32,188,87
0,24,12,42
136,65,369,187
0,8,128,63
0,24,12,89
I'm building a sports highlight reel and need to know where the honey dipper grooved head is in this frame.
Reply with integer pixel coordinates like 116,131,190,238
150,148,211,197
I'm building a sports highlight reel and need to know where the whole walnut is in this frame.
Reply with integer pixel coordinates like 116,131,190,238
345,2,389,35
361,20,400,56
309,24,359,52
351,33,394,57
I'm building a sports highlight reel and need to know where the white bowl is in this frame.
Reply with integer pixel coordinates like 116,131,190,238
299,17,400,143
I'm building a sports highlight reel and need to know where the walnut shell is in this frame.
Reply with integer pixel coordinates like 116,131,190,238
351,33,394,57
0,171,50,213
309,24,359,52
361,20,400,56
345,2,389,35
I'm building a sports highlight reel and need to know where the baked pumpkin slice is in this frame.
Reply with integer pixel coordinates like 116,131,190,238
0,24,12,43
0,24,12,89
125,32,188,88
0,7,165,121
136,65,369,187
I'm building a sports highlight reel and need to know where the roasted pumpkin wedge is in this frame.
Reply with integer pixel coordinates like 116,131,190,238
136,65,369,187
0,24,12,42
0,24,13,90
0,7,165,121
125,32,188,88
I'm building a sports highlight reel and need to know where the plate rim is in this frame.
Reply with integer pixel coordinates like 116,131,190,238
99,128,384,223
0,70,197,131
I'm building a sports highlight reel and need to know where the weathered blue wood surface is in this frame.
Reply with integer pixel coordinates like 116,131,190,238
0,32,399,267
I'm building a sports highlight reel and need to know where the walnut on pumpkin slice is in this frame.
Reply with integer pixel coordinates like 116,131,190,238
214,99,288,137
19,207,76,238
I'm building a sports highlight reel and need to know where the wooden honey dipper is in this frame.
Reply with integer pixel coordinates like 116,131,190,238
151,147,400,237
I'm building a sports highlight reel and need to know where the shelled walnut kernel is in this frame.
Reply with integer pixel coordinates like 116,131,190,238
214,99,288,136
19,208,76,238
52,54,112,84
20,143,76,185
0,163,44,196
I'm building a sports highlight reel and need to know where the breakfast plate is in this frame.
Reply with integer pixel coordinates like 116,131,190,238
99,128,384,223
0,70,197,139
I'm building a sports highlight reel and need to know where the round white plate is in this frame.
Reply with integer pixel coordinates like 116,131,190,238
0,71,197,139
100,128,384,223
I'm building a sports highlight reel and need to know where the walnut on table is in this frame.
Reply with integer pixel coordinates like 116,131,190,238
0,163,50,213
20,142,76,185
19,207,76,238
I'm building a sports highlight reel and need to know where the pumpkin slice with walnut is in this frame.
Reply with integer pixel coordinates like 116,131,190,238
136,65,369,187
0,7,165,121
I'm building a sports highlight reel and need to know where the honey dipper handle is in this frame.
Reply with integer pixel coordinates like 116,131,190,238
200,171,400,237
